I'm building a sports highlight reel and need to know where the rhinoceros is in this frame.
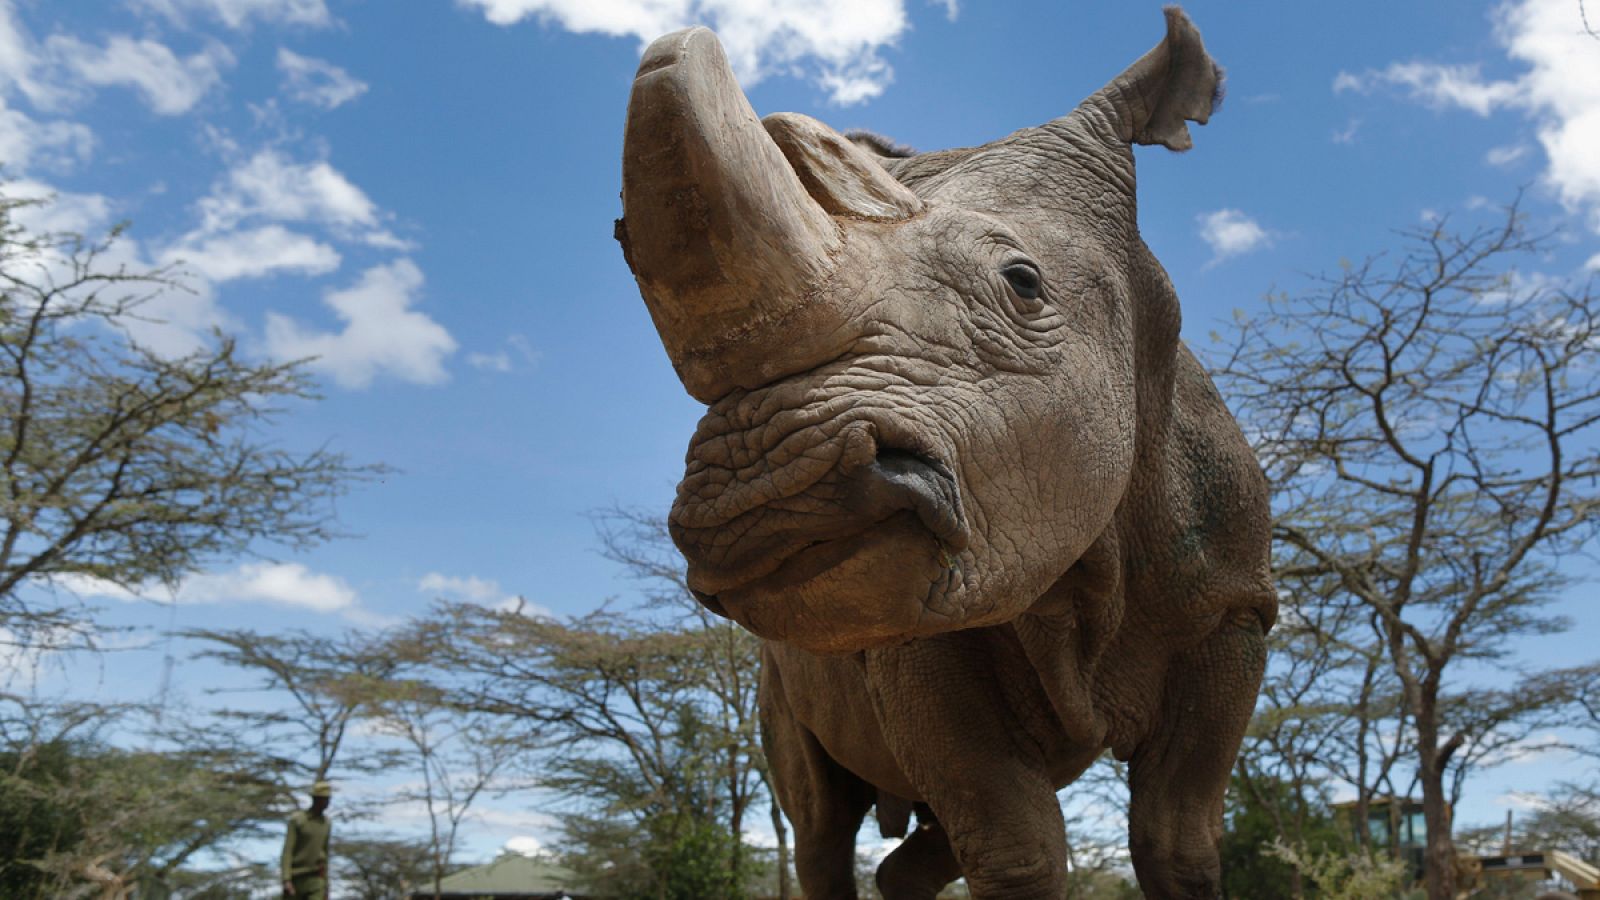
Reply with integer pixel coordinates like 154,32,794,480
615,8,1274,898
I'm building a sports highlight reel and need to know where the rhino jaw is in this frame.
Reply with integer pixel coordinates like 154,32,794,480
699,511,964,655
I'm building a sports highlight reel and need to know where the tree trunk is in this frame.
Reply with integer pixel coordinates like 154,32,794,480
1290,781,1309,900
770,797,791,899
730,808,745,886
1417,697,1456,900
728,757,744,884
1352,791,1372,852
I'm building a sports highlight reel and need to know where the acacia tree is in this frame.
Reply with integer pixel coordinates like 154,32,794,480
0,190,369,652
356,673,522,900
1232,585,1390,898
30,739,282,898
1531,660,1600,761
407,600,764,899
1461,662,1600,859
594,509,776,894
183,627,402,785
0,694,286,898
0,693,125,896
1214,202,1600,900
396,509,777,899
1057,756,1142,899
334,836,435,900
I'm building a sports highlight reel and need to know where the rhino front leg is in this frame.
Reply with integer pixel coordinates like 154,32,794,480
1127,612,1268,899
866,631,1068,900
875,811,963,900
760,655,874,899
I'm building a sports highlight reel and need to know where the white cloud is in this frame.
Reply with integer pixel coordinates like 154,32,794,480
1498,0,1600,230
182,562,358,611
372,790,558,837
0,4,232,119
1,180,234,356
418,571,550,616
1490,730,1572,766
163,224,340,282
1334,62,1519,116
58,562,359,613
461,805,562,832
1196,208,1271,264
0,623,92,683
1331,117,1360,144
276,48,367,109
1486,142,1531,166
195,149,406,248
163,151,431,367
5,178,113,234
1586,252,1600,271
1335,0,1600,233
46,34,233,116
420,572,506,604
0,0,57,108
1494,789,1547,811
1,113,421,365
818,60,892,105
0,2,30,83
466,333,538,373
121,283,236,356
265,259,457,388
138,0,333,30
0,6,91,171
467,350,512,372
200,149,372,231
504,836,546,857
0,100,93,171
458,0,912,105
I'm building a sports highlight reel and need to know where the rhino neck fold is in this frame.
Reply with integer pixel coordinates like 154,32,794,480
1012,530,1122,749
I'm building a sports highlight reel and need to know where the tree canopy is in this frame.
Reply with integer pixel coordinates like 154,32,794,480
0,190,372,652
1214,201,1600,899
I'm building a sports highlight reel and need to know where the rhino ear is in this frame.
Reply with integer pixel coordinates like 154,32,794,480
1083,6,1222,152
763,113,923,221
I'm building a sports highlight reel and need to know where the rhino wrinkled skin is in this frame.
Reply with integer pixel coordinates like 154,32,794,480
615,9,1275,898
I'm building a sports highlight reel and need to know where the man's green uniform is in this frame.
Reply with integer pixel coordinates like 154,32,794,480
281,807,332,899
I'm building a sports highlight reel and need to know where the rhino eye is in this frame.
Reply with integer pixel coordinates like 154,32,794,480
1001,262,1043,300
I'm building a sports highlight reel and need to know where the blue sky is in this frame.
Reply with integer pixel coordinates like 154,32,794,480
5,0,1600,868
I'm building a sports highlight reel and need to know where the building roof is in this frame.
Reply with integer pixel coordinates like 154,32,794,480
411,853,582,899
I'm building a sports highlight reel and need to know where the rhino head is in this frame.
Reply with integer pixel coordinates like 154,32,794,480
618,9,1222,655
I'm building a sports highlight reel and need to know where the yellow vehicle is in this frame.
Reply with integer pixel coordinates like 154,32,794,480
1332,796,1600,898
1471,850,1599,899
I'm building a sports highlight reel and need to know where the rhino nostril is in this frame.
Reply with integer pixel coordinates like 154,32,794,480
692,588,732,619
853,447,969,552
875,447,952,481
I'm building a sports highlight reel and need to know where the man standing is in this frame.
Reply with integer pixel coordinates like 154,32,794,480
281,780,333,898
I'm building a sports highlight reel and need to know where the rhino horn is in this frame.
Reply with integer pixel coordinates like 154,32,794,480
762,113,922,222
620,28,855,402
1079,6,1222,153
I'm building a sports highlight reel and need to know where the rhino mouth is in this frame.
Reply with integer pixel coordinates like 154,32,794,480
856,449,968,551
680,445,968,603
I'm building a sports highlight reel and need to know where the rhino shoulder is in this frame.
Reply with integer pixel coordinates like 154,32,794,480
1157,343,1276,626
